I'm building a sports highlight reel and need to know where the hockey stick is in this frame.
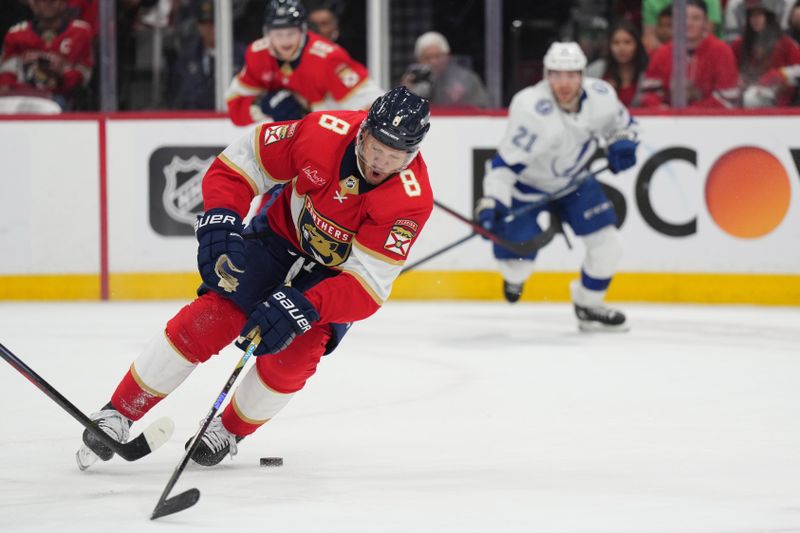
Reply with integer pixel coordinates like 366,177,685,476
150,330,262,520
400,233,477,274
431,200,563,256
427,163,609,258
0,342,174,462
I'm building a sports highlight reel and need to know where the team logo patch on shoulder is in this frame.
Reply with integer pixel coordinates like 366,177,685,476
535,99,554,115
336,63,361,88
591,81,609,94
263,123,296,146
383,219,419,257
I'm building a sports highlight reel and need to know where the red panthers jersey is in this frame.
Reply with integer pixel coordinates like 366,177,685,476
226,31,383,126
0,18,93,96
202,110,433,324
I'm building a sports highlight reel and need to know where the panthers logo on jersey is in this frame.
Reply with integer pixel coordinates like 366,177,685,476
297,196,354,266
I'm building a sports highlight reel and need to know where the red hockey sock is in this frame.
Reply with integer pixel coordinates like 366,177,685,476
111,367,163,421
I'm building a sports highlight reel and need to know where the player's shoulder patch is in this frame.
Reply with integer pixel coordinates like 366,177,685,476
335,62,362,89
308,39,337,59
585,78,614,98
250,36,271,54
262,121,298,146
383,219,420,257
591,80,610,94
535,98,554,115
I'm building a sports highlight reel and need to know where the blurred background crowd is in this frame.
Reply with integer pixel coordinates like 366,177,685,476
2,0,800,113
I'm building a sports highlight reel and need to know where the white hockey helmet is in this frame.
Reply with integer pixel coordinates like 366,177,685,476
543,42,587,73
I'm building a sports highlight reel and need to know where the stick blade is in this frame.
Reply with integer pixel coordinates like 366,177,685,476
116,417,175,461
150,489,201,520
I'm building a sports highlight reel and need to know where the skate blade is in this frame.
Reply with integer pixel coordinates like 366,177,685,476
76,445,100,471
577,321,631,333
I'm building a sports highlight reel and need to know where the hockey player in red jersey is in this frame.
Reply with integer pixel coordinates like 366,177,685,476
0,0,93,110
76,86,432,469
226,0,383,126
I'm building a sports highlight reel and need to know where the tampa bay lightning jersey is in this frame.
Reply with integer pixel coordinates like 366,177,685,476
485,77,637,203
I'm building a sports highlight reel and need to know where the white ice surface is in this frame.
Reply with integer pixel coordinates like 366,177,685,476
1,301,799,532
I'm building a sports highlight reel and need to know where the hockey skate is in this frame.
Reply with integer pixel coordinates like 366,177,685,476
186,416,244,466
503,280,524,303
76,404,132,471
573,303,629,332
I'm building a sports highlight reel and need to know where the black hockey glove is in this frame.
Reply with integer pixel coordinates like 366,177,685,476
475,197,509,239
259,90,306,122
236,286,320,355
195,208,246,294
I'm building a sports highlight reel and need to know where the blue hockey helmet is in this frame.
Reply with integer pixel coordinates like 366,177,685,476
264,0,307,31
363,86,431,153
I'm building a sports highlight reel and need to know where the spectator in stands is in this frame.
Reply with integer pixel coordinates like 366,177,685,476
642,0,723,52
0,0,93,112
731,0,800,106
640,0,740,108
586,20,649,107
401,31,489,108
724,0,794,41
654,6,673,45
308,1,340,42
168,0,246,110
787,0,800,42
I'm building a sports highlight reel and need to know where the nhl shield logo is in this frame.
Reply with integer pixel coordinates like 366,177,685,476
162,154,215,225
149,146,224,236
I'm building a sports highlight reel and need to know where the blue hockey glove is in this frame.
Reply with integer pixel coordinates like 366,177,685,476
607,139,638,174
195,208,246,294
236,286,320,355
259,90,306,122
475,197,509,239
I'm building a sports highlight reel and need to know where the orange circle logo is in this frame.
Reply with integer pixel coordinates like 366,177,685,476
705,147,791,238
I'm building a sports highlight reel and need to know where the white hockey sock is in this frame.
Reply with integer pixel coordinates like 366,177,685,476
229,365,294,426
498,258,535,285
130,331,198,397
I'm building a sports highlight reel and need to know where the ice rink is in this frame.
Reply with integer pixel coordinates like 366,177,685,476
1,300,799,532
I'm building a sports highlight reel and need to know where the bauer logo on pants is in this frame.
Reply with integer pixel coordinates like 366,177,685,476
149,146,224,236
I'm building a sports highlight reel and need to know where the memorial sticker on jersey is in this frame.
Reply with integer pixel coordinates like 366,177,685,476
148,146,223,236
263,122,296,146
383,219,419,257
297,196,354,266
335,175,359,203
336,64,361,88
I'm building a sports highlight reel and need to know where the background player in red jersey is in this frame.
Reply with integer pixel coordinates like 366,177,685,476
76,86,432,469
225,0,383,126
0,0,93,111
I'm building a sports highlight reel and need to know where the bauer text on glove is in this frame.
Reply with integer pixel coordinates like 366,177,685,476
236,287,320,355
195,208,246,293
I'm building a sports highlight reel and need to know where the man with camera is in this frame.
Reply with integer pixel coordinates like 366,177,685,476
401,31,489,108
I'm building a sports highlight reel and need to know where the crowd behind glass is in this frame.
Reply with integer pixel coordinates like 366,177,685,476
2,0,799,113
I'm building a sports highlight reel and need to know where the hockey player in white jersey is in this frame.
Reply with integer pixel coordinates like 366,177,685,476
475,42,638,332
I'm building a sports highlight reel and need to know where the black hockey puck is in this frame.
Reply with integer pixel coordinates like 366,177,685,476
260,457,283,467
